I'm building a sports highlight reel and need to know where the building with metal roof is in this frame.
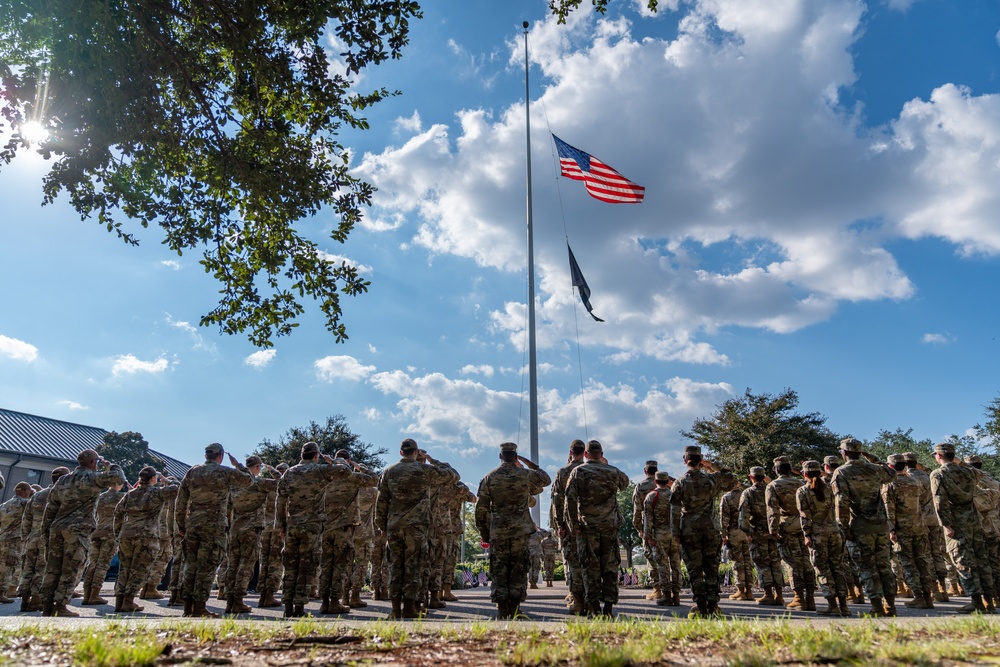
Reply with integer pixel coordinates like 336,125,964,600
0,408,191,501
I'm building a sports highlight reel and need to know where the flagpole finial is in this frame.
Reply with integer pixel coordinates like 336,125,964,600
523,21,529,30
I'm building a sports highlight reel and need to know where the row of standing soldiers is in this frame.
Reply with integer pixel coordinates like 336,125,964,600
0,440,477,619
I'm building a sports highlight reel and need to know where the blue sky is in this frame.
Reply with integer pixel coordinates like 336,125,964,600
2,0,999,520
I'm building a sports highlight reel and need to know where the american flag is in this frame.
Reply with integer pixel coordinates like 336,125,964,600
552,134,645,204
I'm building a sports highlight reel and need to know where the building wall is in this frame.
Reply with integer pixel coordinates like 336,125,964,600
0,454,75,502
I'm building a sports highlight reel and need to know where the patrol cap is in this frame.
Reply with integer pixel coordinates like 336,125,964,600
773,455,791,466
683,445,701,458
839,437,863,452
903,452,918,463
139,466,157,481
887,454,904,465
246,455,262,467
823,455,840,467
654,471,671,483
934,442,955,455
400,438,418,452
500,442,518,453
965,454,983,464
585,440,603,453
644,460,658,469
335,449,350,460
570,439,586,453
301,441,320,456
802,460,821,473
276,462,290,472
51,466,70,482
749,466,766,477
205,442,224,457
13,481,32,494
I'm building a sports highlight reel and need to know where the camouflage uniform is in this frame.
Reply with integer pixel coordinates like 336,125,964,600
39,461,126,612
375,445,458,607
931,446,994,602
766,461,815,602
883,461,935,602
796,467,848,602
175,448,253,608
114,479,179,601
830,441,897,607
720,486,753,594
739,475,785,592
670,450,736,612
643,476,681,604
528,529,544,586
475,444,551,614
350,485,378,597
318,461,377,610
972,459,1000,604
0,493,30,598
632,465,659,594
540,533,559,583
425,458,460,600
550,457,585,607
442,482,476,597
83,486,126,600
564,443,629,612
276,452,356,613
143,497,173,597
370,528,389,596
18,482,58,603
225,475,279,604
903,453,949,593
257,469,284,604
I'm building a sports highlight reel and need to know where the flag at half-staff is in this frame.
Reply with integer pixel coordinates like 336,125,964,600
568,244,604,323
553,134,645,204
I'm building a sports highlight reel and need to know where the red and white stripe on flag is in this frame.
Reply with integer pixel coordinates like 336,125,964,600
558,156,645,204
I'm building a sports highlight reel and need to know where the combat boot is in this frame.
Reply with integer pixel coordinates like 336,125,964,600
216,585,225,600
41,600,54,617
909,592,932,609
388,598,402,619
646,585,661,601
883,593,897,617
602,601,615,618
687,599,708,619
837,596,852,617
756,585,777,605
232,597,252,614
956,594,986,614
82,585,107,605
19,595,30,613
120,596,143,613
671,591,681,606
785,588,805,610
427,591,446,609
728,585,744,600
868,597,887,617
934,580,950,602
804,587,817,612
441,585,459,602
949,578,964,596
342,591,351,609
852,585,865,604
902,583,914,598
53,602,79,617
283,601,295,618
568,597,587,615
168,589,182,606
349,590,368,608
546,581,553,587
258,589,281,608
774,587,785,606
401,598,420,619
741,585,755,601
896,580,907,596
294,604,305,617
319,596,330,614
183,598,194,617
224,596,234,615
27,596,42,612
114,594,124,612
379,585,389,600
192,600,219,618
529,581,537,589
327,598,351,614
141,583,165,600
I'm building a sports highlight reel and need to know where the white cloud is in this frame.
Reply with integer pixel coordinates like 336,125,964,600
368,343,378,354
314,355,376,382
354,2,1000,368
244,349,277,369
56,400,88,411
395,111,422,134
0,334,38,362
922,332,955,345
461,364,495,377
160,260,181,270
112,354,169,376
317,251,373,275
165,314,215,352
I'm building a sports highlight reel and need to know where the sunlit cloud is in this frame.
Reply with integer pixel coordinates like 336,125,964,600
112,354,169,376
0,334,38,362
244,349,277,369
315,355,376,382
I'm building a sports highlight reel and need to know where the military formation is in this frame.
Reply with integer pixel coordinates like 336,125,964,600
0,433,997,620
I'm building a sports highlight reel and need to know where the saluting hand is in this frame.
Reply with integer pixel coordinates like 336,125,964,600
228,453,240,467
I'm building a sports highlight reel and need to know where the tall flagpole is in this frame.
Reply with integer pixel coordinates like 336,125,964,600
523,20,540,526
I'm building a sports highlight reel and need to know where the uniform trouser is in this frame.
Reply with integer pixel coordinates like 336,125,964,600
777,531,815,591
387,527,429,602
40,526,91,605
542,555,557,582
426,529,446,593
650,533,681,595
84,533,118,593
442,532,461,589
18,537,45,597
809,531,848,598
146,535,172,591
282,525,321,606
370,533,388,591
168,532,185,593
319,525,355,600
985,534,1000,596
749,533,785,589
891,551,905,588
529,555,541,584
258,528,284,594
181,523,227,603
643,541,660,588
560,532,585,602
488,534,531,604
680,530,723,604
116,534,160,597
846,531,894,600
350,529,373,592
575,526,621,606
0,540,23,593
727,530,753,588
945,523,993,597
924,524,949,581
225,527,263,598
893,531,934,598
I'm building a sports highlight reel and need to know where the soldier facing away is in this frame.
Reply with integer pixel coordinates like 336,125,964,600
550,439,587,614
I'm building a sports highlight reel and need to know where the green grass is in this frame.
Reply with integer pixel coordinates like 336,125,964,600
72,632,164,667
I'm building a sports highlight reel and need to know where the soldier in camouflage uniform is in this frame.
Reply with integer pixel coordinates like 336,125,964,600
643,471,681,606
540,531,559,586
902,451,950,602
18,467,69,612
632,460,661,601
114,467,180,612
968,454,1000,609
377,438,458,619
0,483,33,604
442,482,476,601
796,460,850,616
527,528,544,589
565,440,630,617
825,455,865,603
39,451,126,617
766,455,816,610
720,480,753,601
830,437,898,617
175,443,253,618
81,481,127,606
370,525,389,600
318,450,377,615
348,484,378,607
141,476,177,601
670,445,736,618
550,440,587,613
257,463,287,608
224,456,279,614
416,449,459,610
475,442,551,619
931,441,995,613
739,467,785,605
881,454,936,609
